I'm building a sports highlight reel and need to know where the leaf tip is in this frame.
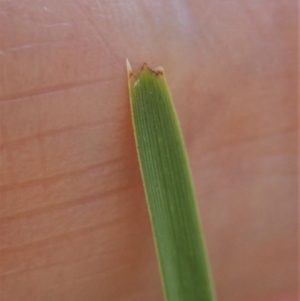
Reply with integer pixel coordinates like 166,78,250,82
126,59,134,79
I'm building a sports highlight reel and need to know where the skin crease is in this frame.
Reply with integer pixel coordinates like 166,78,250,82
0,0,297,300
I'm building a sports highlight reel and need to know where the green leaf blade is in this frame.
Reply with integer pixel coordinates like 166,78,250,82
127,61,215,301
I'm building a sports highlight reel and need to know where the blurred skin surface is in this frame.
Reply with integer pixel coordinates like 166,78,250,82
0,0,298,301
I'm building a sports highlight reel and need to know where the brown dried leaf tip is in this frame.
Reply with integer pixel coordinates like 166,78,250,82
126,59,164,80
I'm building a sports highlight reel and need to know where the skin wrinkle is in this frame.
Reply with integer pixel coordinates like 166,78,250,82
0,0,297,300
73,1,122,65
0,180,131,221
0,26,119,99
195,127,296,157
0,183,136,249
1,191,135,278
197,131,296,169
0,76,115,102
1,224,115,276
0,185,152,300
1,121,119,150
184,67,295,153
0,11,77,52
0,155,122,193
1,232,154,298
0,42,67,54
39,23,73,28
0,81,120,145
0,117,128,184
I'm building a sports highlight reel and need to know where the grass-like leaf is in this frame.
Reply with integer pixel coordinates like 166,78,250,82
127,60,215,301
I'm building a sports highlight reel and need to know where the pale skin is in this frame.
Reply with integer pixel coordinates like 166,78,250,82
0,1,297,301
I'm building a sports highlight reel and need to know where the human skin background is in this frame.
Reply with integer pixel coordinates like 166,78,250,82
0,0,298,301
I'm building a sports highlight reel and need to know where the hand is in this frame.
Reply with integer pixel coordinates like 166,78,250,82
0,1,297,300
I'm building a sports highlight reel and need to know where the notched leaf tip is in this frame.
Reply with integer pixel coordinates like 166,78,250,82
126,60,165,80
142,63,164,77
